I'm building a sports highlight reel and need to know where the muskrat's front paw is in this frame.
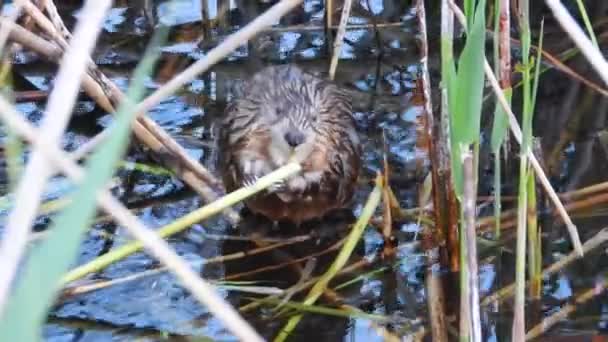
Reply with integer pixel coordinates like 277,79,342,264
241,174,259,188
286,176,307,195
240,158,270,188
268,180,286,193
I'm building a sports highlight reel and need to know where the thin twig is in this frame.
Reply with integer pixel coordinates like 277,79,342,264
328,0,352,80
266,21,404,32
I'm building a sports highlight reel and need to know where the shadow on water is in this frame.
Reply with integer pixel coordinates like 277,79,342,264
1,0,608,341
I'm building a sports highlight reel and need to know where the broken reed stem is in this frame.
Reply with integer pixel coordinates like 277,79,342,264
448,0,583,256
328,0,352,80
254,296,391,323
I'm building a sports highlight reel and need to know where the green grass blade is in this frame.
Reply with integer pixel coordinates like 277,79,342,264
464,0,475,28
574,0,599,49
0,28,168,340
491,88,511,153
453,0,486,145
531,20,545,116
448,0,487,198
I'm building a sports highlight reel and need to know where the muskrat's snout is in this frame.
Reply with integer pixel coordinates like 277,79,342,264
284,131,305,147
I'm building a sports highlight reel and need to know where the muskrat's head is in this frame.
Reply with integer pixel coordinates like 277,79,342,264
259,90,319,167
232,65,355,167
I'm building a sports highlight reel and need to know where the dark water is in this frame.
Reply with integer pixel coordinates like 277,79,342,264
1,0,608,341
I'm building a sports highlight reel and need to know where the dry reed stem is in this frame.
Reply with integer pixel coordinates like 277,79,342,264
0,1,23,54
266,21,404,32
326,0,334,28
448,0,583,256
497,1,511,89
560,181,608,200
0,95,266,341
381,133,394,256
20,1,67,49
328,0,352,80
544,0,608,86
0,0,112,316
43,0,72,41
439,0,461,273
477,181,608,230
462,150,482,341
416,0,448,339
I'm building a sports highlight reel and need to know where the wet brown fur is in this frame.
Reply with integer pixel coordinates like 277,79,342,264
218,65,361,224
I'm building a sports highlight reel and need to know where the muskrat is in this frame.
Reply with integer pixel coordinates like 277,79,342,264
218,64,361,224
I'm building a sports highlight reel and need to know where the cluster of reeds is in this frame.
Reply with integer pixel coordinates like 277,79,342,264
433,0,607,340
0,0,606,341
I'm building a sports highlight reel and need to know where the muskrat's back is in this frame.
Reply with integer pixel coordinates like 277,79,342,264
218,64,361,224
